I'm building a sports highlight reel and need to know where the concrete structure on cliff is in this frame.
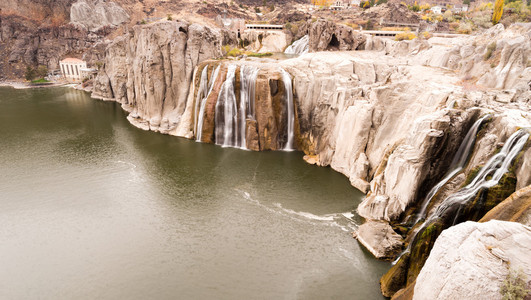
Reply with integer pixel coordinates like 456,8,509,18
60,58,87,82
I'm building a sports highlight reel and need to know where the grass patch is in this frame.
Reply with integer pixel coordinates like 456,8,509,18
31,78,50,83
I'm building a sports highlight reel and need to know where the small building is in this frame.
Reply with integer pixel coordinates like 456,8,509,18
431,5,443,14
60,58,87,82
452,4,468,12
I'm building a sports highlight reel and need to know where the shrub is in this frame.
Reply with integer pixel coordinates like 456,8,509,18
457,21,474,34
167,14,173,21
36,65,48,78
227,48,242,57
24,66,36,81
421,31,432,39
500,268,530,300
492,0,504,24
255,7,261,13
395,31,417,41
484,42,497,60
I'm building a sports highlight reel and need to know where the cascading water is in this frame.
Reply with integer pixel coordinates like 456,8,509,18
280,68,295,151
215,64,238,147
239,65,260,149
194,66,209,135
413,114,491,224
395,129,530,264
432,129,529,221
285,35,309,55
196,65,220,142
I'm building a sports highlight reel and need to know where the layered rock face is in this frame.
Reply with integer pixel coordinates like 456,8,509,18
0,14,106,79
413,220,531,300
70,0,129,32
92,20,224,134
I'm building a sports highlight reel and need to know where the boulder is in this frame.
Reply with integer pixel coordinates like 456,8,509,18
413,220,531,300
480,185,531,226
356,220,404,259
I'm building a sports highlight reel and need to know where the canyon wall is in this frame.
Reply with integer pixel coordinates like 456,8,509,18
92,20,225,134
91,20,531,299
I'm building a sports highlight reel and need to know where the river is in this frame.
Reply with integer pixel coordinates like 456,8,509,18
0,87,388,299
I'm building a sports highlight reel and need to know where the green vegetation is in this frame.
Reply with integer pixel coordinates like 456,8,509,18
31,78,50,83
24,66,36,82
25,65,47,82
248,52,273,57
223,46,272,58
167,14,173,21
484,42,497,60
500,268,530,300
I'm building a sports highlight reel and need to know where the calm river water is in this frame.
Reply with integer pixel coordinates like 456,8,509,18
0,87,388,299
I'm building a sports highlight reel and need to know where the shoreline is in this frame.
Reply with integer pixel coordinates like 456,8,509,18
0,80,69,90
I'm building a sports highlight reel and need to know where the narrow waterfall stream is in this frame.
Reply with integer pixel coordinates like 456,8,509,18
397,128,530,263
414,114,491,223
280,68,295,151
194,66,209,135
239,65,260,149
196,65,220,142
432,129,529,221
285,35,309,55
215,64,238,147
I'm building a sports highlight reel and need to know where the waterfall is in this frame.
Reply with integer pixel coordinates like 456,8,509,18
413,114,491,223
194,66,209,135
280,68,295,151
284,35,309,55
395,129,529,264
239,65,260,149
432,129,529,220
196,65,220,142
215,64,238,147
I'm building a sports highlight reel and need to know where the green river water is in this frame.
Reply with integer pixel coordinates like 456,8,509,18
0,87,388,299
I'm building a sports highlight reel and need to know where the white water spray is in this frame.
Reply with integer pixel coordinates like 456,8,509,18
280,68,295,151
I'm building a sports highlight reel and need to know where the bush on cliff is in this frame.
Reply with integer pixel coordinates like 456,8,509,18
500,268,530,300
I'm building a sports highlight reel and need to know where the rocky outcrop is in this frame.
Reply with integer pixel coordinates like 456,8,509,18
308,19,366,52
70,0,129,32
480,185,531,226
413,220,531,300
92,20,223,134
412,23,531,90
356,221,403,259
242,30,289,53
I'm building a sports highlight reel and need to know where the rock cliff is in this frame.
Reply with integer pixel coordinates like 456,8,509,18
70,0,129,32
92,20,224,134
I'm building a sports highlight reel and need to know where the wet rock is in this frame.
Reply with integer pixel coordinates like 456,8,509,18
480,185,531,226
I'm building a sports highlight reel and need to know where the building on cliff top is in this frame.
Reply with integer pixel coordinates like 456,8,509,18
60,58,87,83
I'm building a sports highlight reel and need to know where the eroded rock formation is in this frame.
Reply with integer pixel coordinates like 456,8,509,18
70,0,129,32
413,220,531,300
